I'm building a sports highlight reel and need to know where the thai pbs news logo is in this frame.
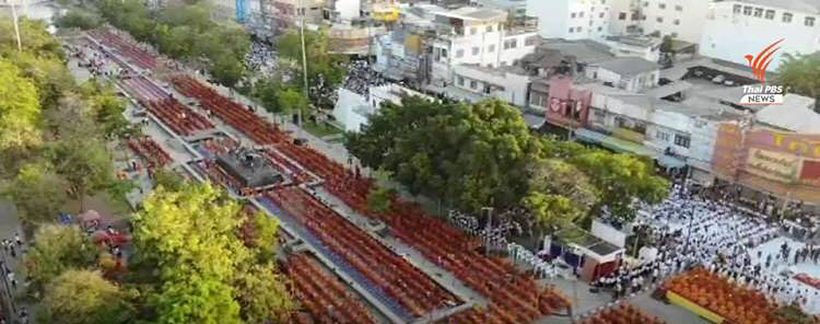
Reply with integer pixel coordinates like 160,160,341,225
740,38,785,106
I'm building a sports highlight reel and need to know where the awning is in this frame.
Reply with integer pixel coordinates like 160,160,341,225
522,113,546,129
576,128,687,168
575,129,656,156
657,154,687,169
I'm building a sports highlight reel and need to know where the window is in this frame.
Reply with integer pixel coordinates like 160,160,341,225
659,3,666,9
597,26,603,32
525,36,538,46
753,8,763,17
656,17,664,23
743,6,752,15
456,49,464,58
675,5,682,11
599,12,605,18
643,1,648,7
579,12,584,18
488,44,495,52
571,12,577,18
806,16,816,26
486,25,493,32
577,26,583,32
765,10,775,19
470,27,477,35
619,12,627,20
472,47,479,55
674,134,690,148
656,131,670,142
671,32,678,38
783,12,793,23
457,76,464,86
504,39,517,49
673,19,680,25
733,4,742,14
569,27,574,33
470,80,477,89
632,12,640,20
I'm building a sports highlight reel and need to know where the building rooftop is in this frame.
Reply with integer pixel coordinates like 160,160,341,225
594,57,660,77
735,0,820,15
540,39,615,64
433,7,507,22
755,95,820,133
605,35,662,48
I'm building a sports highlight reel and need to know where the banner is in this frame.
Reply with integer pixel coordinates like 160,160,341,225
745,148,802,183
801,160,820,185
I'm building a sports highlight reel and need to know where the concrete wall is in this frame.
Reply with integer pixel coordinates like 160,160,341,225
640,0,711,43
699,1,820,70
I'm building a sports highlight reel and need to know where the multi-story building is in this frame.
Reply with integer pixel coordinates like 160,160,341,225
638,0,712,43
584,56,660,92
526,0,612,40
475,0,528,20
452,64,532,106
608,0,642,35
699,0,820,70
429,7,538,85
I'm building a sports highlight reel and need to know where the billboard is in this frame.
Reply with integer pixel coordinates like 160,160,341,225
546,77,591,129
745,148,802,183
713,126,820,188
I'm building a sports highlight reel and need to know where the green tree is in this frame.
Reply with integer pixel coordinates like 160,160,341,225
347,98,539,213
778,53,820,107
41,270,135,324
48,138,114,212
133,183,247,323
525,158,598,229
568,151,669,223
3,162,69,226
55,8,103,30
367,187,394,213
278,29,348,106
0,59,42,152
152,168,186,191
277,87,309,117
235,263,296,323
24,225,98,291
252,77,282,114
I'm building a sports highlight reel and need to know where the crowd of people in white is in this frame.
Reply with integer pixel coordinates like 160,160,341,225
629,182,820,313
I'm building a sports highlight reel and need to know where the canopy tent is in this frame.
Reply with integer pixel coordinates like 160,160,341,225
546,225,626,282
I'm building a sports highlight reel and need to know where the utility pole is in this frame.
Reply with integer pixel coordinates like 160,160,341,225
298,0,308,129
10,0,22,52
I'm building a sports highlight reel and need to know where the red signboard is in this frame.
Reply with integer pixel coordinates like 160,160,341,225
801,160,820,184
546,77,591,129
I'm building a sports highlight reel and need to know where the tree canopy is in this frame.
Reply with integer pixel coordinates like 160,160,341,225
41,270,135,324
95,0,250,87
24,224,98,291
346,97,669,228
132,183,292,323
0,59,42,152
778,53,820,107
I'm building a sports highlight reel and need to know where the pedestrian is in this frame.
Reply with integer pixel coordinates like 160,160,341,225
10,246,16,258
14,233,21,246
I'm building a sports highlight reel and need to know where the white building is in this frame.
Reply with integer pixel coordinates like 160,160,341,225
526,0,612,40
452,64,531,106
430,7,538,85
699,0,820,70
639,0,712,44
585,57,660,92
603,35,662,62
608,0,642,35
333,84,432,132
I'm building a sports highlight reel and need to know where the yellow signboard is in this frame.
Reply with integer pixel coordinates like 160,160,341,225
745,148,802,183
